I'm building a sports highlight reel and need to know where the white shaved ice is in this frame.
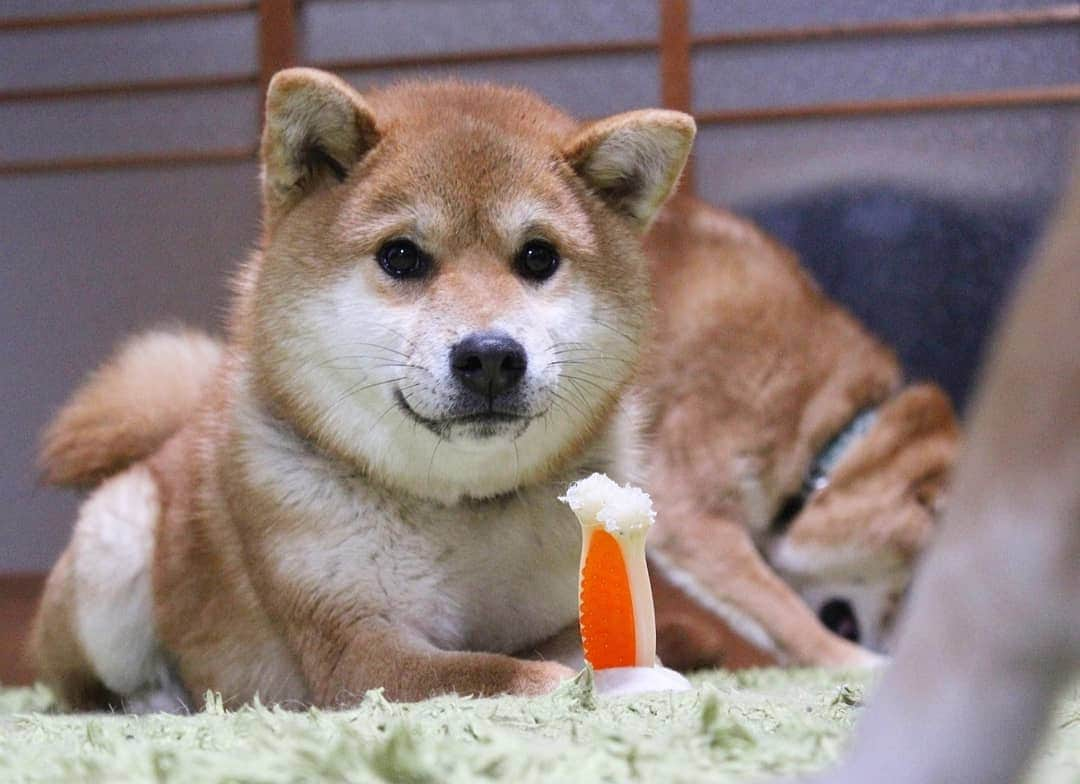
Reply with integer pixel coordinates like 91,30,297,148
560,472,656,533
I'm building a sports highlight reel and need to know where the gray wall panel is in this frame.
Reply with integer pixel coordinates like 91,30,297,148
344,54,661,118
2,0,211,17
301,0,656,60
0,88,260,160
693,27,1079,111
693,0,1062,32
0,14,258,90
0,163,260,572
694,106,1076,207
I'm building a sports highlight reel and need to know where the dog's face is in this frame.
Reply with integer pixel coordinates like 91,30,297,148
247,70,694,502
768,384,960,651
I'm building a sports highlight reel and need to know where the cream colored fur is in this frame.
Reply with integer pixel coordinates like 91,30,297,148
39,329,223,487
32,70,694,709
69,465,161,695
643,197,958,669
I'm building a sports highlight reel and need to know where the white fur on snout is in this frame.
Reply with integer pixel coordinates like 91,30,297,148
71,465,165,696
281,263,636,503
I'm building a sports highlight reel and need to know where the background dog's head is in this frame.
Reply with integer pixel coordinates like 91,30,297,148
769,383,960,651
244,69,694,502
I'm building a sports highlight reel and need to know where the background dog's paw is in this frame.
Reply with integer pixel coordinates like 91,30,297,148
840,646,888,671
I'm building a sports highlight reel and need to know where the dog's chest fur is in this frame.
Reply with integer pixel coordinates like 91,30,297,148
234,391,589,655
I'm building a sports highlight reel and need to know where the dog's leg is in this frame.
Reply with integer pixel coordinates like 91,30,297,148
651,517,878,667
32,464,165,710
31,548,116,710
813,166,1080,784
651,561,777,670
304,617,574,706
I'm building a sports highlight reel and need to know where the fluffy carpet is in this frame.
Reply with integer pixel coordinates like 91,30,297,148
1,669,1077,783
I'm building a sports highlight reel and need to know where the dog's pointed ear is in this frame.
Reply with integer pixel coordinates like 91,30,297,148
564,109,695,230
260,68,379,222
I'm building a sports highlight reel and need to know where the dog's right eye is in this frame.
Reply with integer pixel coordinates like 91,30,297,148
377,239,431,279
514,240,560,282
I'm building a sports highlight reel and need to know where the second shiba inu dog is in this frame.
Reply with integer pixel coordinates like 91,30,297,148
644,196,960,669
32,69,695,709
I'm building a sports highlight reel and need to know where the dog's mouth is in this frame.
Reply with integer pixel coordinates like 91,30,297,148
394,388,532,439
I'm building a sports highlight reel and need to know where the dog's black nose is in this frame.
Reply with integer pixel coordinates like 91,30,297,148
819,598,861,643
450,333,527,398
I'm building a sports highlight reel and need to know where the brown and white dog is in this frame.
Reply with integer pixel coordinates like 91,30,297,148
31,68,695,710
812,157,1080,784
643,195,960,669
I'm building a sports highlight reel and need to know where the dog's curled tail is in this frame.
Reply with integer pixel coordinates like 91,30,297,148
39,328,224,488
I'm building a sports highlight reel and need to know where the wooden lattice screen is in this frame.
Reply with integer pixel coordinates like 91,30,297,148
1,0,1077,180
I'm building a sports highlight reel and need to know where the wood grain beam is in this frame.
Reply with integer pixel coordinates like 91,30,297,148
317,38,655,73
0,74,257,104
659,0,694,193
0,2,257,32
693,5,1080,48
0,574,44,687
695,84,1080,126
258,0,297,95
0,147,257,177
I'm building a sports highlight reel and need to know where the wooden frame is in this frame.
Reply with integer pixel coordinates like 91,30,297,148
2,1,1080,177
0,1,1076,176
0,574,44,687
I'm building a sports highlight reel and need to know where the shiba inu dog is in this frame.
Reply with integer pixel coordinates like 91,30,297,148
31,68,695,710
813,158,1080,784
644,196,960,669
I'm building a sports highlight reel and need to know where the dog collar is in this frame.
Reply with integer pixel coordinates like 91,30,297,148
804,406,880,495
771,405,881,534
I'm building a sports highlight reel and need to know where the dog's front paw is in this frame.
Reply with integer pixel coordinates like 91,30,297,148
840,646,888,670
505,660,576,696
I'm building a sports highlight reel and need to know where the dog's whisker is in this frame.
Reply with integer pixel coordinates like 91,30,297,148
562,375,631,419
559,367,622,385
546,360,630,380
562,372,616,393
548,348,635,365
370,325,419,351
547,341,593,352
588,316,639,346
560,374,594,412
426,434,445,488
347,341,412,357
316,358,430,375
318,376,409,428
547,388,590,424
364,389,414,437
276,323,411,356
511,438,522,490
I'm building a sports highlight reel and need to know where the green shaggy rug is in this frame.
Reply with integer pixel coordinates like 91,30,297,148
1,669,1077,783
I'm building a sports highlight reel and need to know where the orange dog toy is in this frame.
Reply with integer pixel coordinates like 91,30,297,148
564,473,657,669
562,474,690,694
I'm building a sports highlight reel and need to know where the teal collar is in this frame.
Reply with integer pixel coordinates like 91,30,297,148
771,405,881,534
803,407,880,496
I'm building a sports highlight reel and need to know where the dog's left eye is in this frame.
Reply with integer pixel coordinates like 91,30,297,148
377,239,431,279
514,240,560,282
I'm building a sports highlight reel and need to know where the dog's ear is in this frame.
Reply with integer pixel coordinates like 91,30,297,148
260,68,379,222
564,109,695,230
